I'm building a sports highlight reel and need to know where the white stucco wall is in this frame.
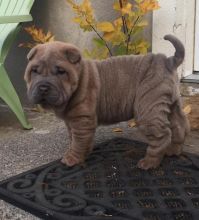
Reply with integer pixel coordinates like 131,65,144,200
152,0,196,78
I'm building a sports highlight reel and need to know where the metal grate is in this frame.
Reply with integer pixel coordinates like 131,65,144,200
0,138,199,220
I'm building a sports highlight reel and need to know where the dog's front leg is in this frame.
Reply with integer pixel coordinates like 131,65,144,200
61,117,96,167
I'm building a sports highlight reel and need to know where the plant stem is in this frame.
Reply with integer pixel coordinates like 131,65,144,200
88,22,113,56
119,0,128,34
126,16,140,54
124,18,128,34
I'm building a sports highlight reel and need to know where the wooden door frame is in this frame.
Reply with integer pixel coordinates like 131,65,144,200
194,0,199,72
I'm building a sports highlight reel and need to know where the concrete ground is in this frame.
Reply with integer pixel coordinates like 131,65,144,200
0,105,199,220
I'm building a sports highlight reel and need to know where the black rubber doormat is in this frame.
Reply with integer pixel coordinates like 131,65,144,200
0,138,199,220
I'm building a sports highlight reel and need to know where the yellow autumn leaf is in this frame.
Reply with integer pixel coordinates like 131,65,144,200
125,16,136,30
122,0,128,4
113,18,123,29
20,26,55,48
82,0,94,19
103,31,125,45
84,46,109,60
67,0,96,31
113,2,121,11
80,22,93,31
97,22,115,32
183,105,192,115
103,32,115,42
134,40,149,54
139,0,160,14
112,128,123,133
113,1,133,16
136,20,148,27
102,19,125,44
45,32,55,42
121,3,133,15
73,17,82,23
128,119,137,128
82,0,92,10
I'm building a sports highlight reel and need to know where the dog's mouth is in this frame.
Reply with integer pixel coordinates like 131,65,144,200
39,98,48,106
30,92,68,109
36,95,62,106
28,82,70,109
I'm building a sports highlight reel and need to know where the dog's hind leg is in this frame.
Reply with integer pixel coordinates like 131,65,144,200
137,119,172,170
165,100,190,156
135,98,173,170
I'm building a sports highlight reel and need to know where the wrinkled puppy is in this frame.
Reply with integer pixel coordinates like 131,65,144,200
24,35,189,170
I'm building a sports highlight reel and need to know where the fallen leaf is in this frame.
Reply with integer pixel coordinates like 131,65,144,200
183,105,191,115
112,128,123,133
34,130,50,135
128,119,137,128
30,104,46,113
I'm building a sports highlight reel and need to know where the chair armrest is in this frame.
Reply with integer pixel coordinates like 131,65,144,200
0,14,33,24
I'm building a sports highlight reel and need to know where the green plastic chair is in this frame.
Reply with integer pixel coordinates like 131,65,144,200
0,0,35,129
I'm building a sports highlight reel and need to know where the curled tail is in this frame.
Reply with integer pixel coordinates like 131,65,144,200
164,35,185,70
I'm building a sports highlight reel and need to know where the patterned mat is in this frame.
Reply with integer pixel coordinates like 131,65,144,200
0,138,199,220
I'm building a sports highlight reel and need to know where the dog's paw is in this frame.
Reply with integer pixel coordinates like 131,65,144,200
137,156,161,170
61,151,84,167
165,144,182,156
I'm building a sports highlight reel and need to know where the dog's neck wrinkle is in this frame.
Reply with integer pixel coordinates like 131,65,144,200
61,62,90,117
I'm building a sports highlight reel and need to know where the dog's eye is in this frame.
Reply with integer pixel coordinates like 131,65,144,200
56,67,67,75
31,67,38,74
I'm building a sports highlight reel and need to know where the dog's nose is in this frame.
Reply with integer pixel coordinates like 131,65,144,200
39,84,50,95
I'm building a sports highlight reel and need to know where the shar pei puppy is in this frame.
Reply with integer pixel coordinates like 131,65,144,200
24,35,189,170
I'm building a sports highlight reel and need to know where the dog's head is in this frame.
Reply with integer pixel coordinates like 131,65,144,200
24,41,82,110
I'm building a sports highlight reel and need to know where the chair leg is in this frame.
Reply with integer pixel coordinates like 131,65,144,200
0,64,32,129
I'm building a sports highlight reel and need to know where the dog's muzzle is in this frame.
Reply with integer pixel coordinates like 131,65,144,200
28,82,63,106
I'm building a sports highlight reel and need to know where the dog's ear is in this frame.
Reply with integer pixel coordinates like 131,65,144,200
65,48,81,64
27,47,38,61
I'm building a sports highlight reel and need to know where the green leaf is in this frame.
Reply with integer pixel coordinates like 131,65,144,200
93,38,106,48
0,65,32,129
83,49,93,58
115,45,127,56
132,26,144,35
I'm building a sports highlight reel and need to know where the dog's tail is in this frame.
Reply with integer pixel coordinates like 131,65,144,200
164,35,185,70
